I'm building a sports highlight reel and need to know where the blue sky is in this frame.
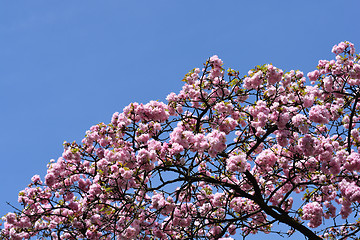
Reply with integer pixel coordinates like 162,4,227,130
1,1,360,239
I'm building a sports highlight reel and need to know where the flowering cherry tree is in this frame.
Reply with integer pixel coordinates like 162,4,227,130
2,41,360,240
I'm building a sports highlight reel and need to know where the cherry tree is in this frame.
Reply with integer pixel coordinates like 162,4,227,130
2,41,360,240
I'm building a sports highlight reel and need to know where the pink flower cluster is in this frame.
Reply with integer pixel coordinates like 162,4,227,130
243,70,263,89
266,64,283,85
301,202,323,228
344,152,360,171
226,153,248,173
309,105,331,124
307,70,320,81
332,41,355,55
255,149,278,172
298,134,315,156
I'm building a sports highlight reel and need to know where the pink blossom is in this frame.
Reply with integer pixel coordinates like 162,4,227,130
277,112,290,129
212,192,226,207
206,130,226,158
339,179,360,203
243,71,263,89
266,64,283,85
31,174,42,184
301,202,323,228
5,213,16,225
45,172,56,187
255,149,278,171
323,76,334,92
219,117,238,134
309,105,330,124
344,152,360,171
192,133,209,153
331,41,354,55
298,134,315,156
292,114,309,134
307,70,320,81
226,154,248,173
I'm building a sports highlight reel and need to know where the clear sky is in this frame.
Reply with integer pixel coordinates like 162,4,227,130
1,1,360,239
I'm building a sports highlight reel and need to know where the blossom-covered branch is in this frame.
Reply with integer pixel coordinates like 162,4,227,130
2,41,360,240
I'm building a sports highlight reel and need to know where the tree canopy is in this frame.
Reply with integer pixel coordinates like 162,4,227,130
2,41,360,240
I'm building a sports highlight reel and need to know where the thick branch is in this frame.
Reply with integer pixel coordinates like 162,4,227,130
188,173,321,239
243,171,321,240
